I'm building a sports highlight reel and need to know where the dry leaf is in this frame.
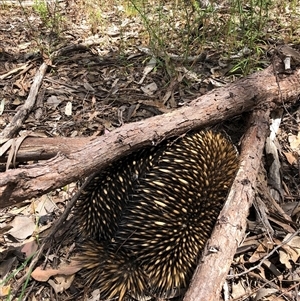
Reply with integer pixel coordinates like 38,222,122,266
88,289,101,301
31,260,81,282
278,235,300,268
31,195,57,216
0,257,17,282
249,239,273,263
47,95,62,108
254,288,278,301
141,82,158,96
283,151,297,165
48,275,75,293
231,280,247,299
106,25,120,37
0,139,13,156
65,101,72,116
8,216,35,240
83,81,95,92
139,57,157,84
0,285,11,297
0,98,5,115
288,133,300,150
21,238,38,257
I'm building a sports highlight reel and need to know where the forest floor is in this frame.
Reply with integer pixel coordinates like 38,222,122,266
0,0,300,300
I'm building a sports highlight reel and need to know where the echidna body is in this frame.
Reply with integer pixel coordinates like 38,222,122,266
75,145,167,241
76,239,148,301
75,130,239,300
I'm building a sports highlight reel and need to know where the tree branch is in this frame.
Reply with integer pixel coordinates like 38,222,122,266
0,61,299,208
184,108,270,301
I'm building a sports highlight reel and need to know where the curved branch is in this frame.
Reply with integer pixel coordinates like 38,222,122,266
1,62,300,208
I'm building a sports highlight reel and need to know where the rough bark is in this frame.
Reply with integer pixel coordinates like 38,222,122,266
0,61,300,207
184,108,270,301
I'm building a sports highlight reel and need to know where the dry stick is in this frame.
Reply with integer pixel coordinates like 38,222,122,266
1,61,300,208
0,44,88,141
228,228,300,279
0,63,48,140
232,273,293,301
184,108,270,301
0,63,32,80
11,173,96,299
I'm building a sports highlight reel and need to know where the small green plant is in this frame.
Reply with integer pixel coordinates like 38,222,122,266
33,0,64,35
0,253,35,301
89,9,103,33
76,0,297,77
123,0,273,75
33,0,48,22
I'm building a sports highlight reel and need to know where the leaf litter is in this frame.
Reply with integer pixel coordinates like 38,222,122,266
0,0,300,300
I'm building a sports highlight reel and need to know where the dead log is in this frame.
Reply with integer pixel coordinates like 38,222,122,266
0,61,300,208
184,108,270,301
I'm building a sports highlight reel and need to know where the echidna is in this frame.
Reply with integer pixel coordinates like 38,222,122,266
75,144,167,241
76,239,148,301
74,130,239,300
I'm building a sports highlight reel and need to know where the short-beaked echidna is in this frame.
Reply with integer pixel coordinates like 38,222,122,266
74,130,239,300
75,144,167,242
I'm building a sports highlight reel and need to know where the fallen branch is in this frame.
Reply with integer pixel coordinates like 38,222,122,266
0,44,89,141
0,61,300,207
0,62,33,80
0,63,48,139
184,108,270,301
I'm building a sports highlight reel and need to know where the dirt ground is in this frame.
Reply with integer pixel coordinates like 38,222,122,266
0,1,300,300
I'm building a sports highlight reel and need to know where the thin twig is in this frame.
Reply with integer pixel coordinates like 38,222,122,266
11,173,96,298
227,228,300,279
